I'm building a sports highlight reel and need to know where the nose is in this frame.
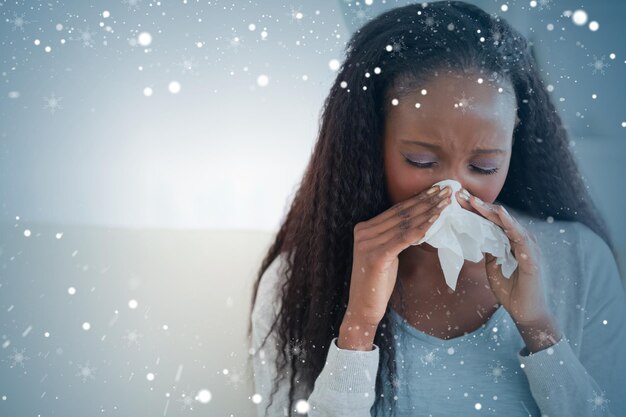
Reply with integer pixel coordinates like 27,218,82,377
436,176,470,200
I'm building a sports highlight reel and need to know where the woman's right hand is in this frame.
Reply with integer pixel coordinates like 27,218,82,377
343,184,452,330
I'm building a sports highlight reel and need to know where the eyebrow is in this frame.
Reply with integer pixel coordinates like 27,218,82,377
400,139,506,155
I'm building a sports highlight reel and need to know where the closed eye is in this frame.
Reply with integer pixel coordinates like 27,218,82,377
404,158,500,175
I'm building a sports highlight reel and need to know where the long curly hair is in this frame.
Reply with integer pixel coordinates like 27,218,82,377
246,1,616,416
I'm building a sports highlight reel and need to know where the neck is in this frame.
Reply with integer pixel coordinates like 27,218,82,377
397,243,487,295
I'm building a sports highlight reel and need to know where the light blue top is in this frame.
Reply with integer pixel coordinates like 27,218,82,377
251,204,626,417
382,304,552,416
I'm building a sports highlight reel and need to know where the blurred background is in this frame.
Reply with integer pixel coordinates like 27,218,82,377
1,0,624,415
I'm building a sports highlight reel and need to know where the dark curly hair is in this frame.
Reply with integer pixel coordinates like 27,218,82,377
247,1,616,416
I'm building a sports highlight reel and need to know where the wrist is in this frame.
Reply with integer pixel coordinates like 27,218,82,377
338,318,379,351
515,313,562,354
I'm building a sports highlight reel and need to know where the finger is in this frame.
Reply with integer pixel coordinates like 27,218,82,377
369,185,450,230
468,195,506,229
494,205,534,261
454,188,481,216
367,185,444,229
484,252,503,283
373,194,452,250
361,190,451,245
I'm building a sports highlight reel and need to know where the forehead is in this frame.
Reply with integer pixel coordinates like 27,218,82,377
385,73,517,148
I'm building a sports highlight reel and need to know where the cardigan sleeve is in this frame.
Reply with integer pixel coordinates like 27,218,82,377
251,255,380,417
515,223,626,417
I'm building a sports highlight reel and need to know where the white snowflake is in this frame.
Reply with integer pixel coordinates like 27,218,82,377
176,56,199,75
286,6,304,23
424,15,437,27
43,93,63,114
533,329,556,345
72,27,96,48
588,390,610,411
177,393,195,411
76,361,97,382
8,347,30,368
418,348,439,366
387,35,407,59
537,0,552,10
225,366,245,390
9,12,35,32
485,360,508,383
351,4,374,26
453,91,475,114
390,373,410,391
588,55,609,76
122,329,143,347
122,0,143,10
290,339,307,362
225,36,244,54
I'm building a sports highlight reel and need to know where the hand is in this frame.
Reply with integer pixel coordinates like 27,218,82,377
454,189,562,352
453,189,550,324
339,184,453,350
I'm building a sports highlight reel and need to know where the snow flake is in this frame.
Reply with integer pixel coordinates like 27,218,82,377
287,6,304,23
588,390,610,411
418,348,440,366
588,55,610,76
76,361,97,382
123,329,143,347
390,373,410,391
71,27,97,48
453,91,475,114
289,339,307,362
424,15,438,27
225,36,244,54
122,0,143,10
176,55,198,75
225,365,245,390
177,393,195,411
43,93,63,114
536,0,552,10
8,347,30,368
386,35,407,59
485,360,508,383
9,12,36,32
351,4,374,26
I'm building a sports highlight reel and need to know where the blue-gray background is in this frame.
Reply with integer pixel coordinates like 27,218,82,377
1,0,625,416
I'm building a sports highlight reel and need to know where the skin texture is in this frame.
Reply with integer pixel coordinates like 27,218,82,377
382,71,520,338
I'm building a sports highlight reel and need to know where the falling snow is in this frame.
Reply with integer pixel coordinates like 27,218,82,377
42,93,63,114
76,362,97,383
8,348,30,368
588,55,610,75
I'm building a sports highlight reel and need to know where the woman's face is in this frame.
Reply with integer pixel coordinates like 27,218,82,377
383,72,518,210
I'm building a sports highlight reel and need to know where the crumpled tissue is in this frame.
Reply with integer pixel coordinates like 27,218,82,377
410,179,518,291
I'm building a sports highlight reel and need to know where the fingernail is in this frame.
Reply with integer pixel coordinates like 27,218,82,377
460,189,470,201
475,197,484,205
427,186,439,195
437,187,450,197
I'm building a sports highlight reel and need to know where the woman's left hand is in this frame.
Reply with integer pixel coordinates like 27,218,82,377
454,189,550,325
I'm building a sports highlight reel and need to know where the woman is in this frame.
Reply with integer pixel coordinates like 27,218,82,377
247,2,626,416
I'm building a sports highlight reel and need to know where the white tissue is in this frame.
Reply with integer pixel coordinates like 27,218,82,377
410,179,518,291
